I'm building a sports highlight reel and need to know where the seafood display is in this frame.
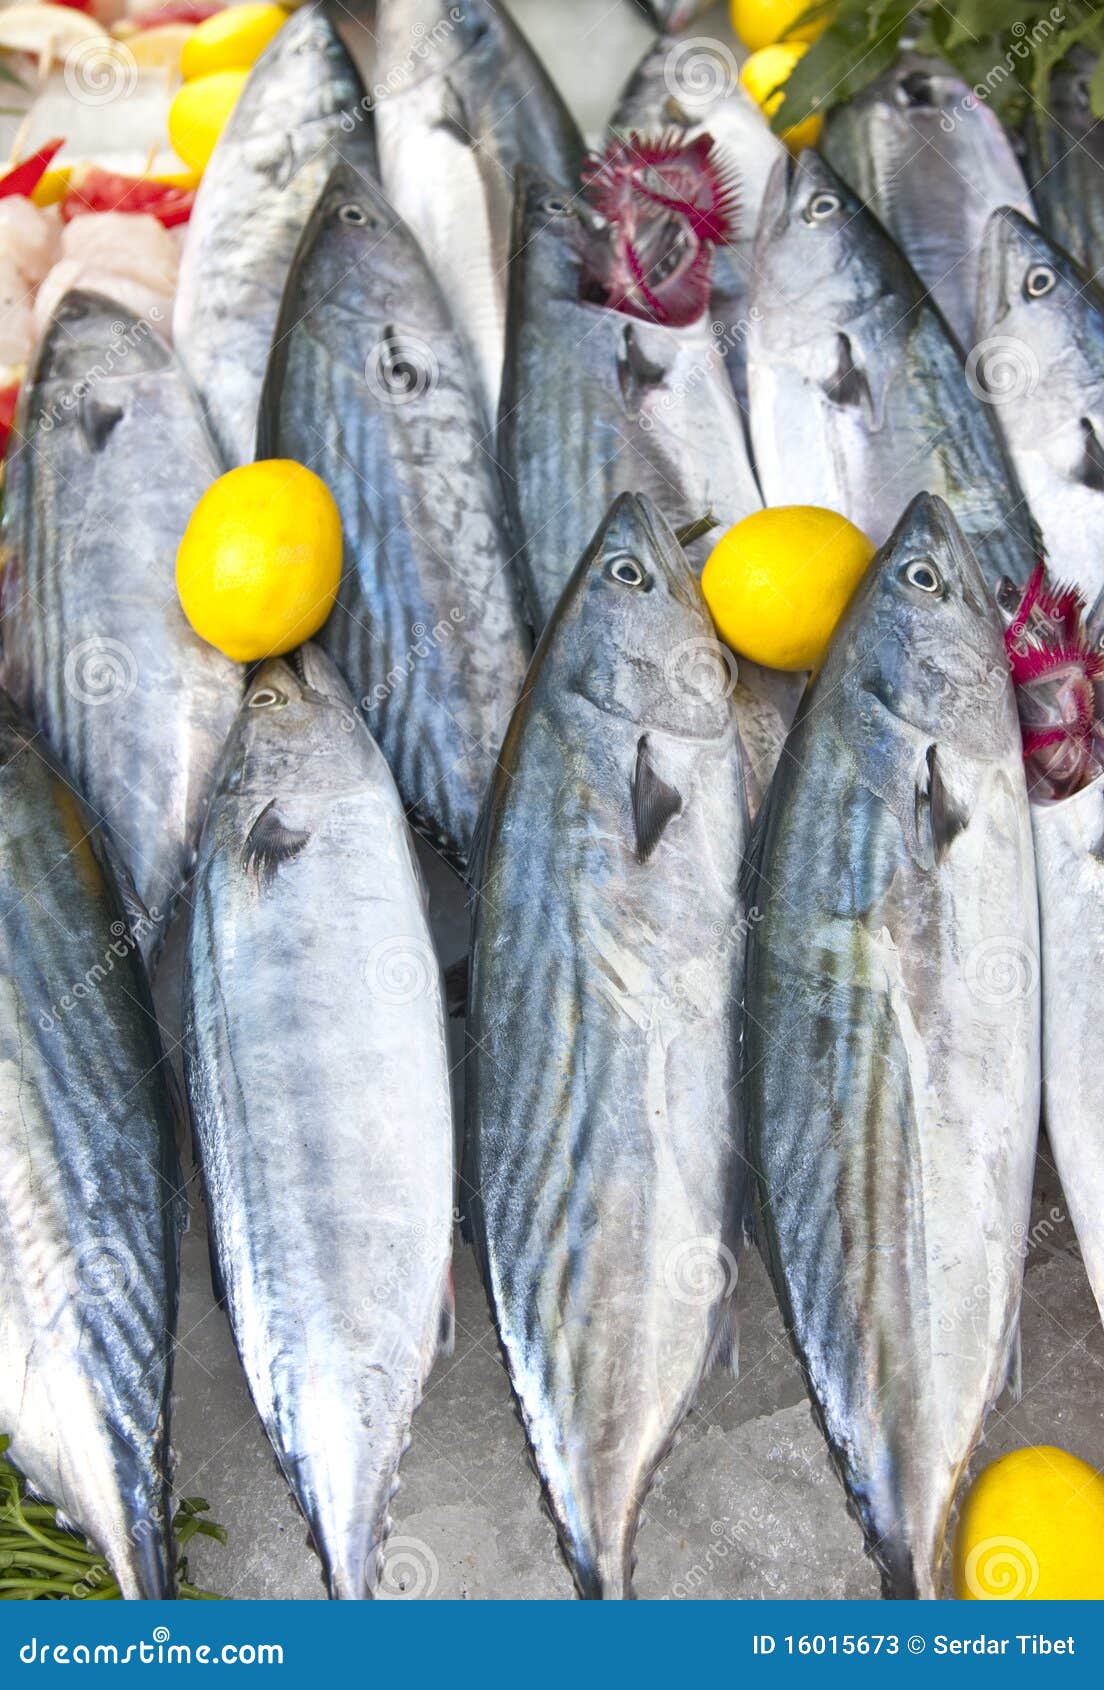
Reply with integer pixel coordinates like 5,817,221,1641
1,0,1102,1611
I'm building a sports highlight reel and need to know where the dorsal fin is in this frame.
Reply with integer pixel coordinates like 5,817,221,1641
631,734,682,862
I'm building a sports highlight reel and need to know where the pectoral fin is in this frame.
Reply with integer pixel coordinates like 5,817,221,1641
824,332,870,411
78,396,124,453
917,744,968,862
242,800,310,885
631,735,682,862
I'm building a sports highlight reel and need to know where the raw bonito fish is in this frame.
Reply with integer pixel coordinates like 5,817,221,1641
184,645,454,1599
1033,776,1104,1330
501,167,791,808
822,52,1034,350
748,152,1038,599
260,163,530,870
745,493,1040,1599
174,1,377,466
0,291,242,959
1024,48,1104,285
0,687,183,1597
373,0,584,427
466,493,748,1599
611,31,785,414
976,208,1104,615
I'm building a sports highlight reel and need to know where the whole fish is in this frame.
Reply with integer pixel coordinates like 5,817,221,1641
1024,48,1104,285
748,152,1038,599
0,688,183,1597
501,168,791,808
822,52,1034,350
466,493,748,1599
174,2,377,468
0,292,242,960
745,493,1040,1599
610,31,785,414
373,0,584,427
259,163,530,869
1032,776,1104,1330
976,208,1104,613
184,644,454,1599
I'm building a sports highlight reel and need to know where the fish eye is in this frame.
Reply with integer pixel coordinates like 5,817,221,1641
247,686,288,709
903,558,943,595
338,203,368,226
541,194,570,216
805,191,841,224
1024,264,1057,300
606,552,648,588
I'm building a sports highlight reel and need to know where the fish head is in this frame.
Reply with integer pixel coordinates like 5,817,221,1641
976,207,1103,403
373,0,495,90
20,291,170,442
753,151,891,330
225,644,368,799
283,160,408,310
513,164,608,307
549,492,735,740
838,492,1014,754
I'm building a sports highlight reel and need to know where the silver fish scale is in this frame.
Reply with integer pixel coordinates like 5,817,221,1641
174,2,377,469
0,690,182,1598
748,152,1038,599
976,208,1104,612
1025,49,1104,286
467,494,748,1600
373,0,584,429
0,293,242,959
1033,780,1104,1332
745,494,1040,1599
262,166,530,869
184,644,453,1600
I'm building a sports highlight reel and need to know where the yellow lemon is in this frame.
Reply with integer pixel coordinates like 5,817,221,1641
168,69,248,173
740,43,822,151
954,1447,1104,1600
730,0,830,51
176,461,342,663
702,506,874,672
181,3,287,79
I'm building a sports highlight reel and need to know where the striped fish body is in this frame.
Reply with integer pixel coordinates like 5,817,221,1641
467,494,748,1598
184,645,454,1598
173,2,377,468
0,688,183,1597
0,292,242,959
745,494,1040,1598
260,164,530,869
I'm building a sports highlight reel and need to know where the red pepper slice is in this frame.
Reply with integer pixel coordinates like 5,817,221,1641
0,140,65,202
0,382,21,463
61,168,195,228
52,0,96,11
